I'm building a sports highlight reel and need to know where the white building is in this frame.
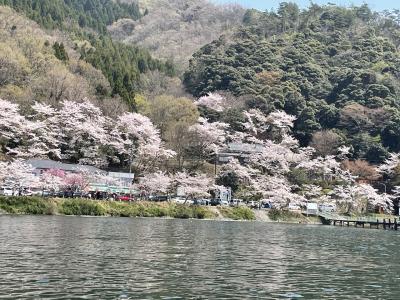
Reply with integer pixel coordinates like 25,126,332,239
218,142,264,163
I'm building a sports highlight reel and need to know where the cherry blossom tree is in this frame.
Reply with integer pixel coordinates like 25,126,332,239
114,112,175,173
337,145,351,160
377,153,400,176
266,110,296,133
0,99,26,143
218,158,258,184
63,171,90,192
189,117,230,155
391,186,400,199
56,99,110,167
195,93,225,112
0,161,7,184
39,169,65,193
333,184,393,214
242,109,296,138
242,109,268,136
301,184,323,201
296,155,356,183
251,175,306,209
137,171,172,198
0,99,35,158
0,160,39,194
172,171,213,201
9,102,64,159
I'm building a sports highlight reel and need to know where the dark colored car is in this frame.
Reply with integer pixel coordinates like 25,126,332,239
260,202,272,209
149,195,169,202
210,199,222,206
193,199,210,206
73,192,83,198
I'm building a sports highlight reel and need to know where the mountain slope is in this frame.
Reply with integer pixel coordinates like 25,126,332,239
0,0,175,106
0,0,141,33
108,0,245,73
0,6,129,114
183,4,400,162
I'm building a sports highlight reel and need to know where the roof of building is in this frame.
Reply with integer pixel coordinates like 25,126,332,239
226,142,264,153
108,172,135,179
26,159,104,174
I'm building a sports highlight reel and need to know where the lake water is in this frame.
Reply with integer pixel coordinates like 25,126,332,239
0,216,399,299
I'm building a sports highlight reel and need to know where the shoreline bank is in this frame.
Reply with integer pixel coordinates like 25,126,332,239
0,196,322,224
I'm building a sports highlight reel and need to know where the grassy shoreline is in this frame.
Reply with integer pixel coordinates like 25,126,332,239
0,196,256,221
0,196,327,224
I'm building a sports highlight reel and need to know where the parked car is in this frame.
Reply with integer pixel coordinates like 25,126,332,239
288,203,301,211
171,197,193,205
149,195,169,202
0,187,13,196
73,191,83,198
209,199,219,206
260,201,272,209
31,190,44,196
118,195,135,202
230,199,245,207
209,198,229,206
56,191,67,198
246,201,259,209
319,203,336,213
193,199,210,206
21,189,34,196
171,196,185,204
41,190,54,197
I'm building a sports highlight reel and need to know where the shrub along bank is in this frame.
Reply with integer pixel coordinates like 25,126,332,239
0,197,255,220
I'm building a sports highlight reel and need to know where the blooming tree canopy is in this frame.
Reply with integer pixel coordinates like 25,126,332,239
0,98,175,171
137,171,172,196
0,159,39,192
377,153,400,176
172,171,213,200
39,169,65,192
189,117,229,154
195,93,225,112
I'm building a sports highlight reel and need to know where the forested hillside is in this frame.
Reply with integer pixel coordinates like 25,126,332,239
2,1,400,213
0,6,126,113
0,0,174,106
184,4,400,163
108,0,245,73
0,0,141,33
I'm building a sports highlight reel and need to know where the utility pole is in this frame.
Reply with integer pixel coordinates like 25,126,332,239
214,152,218,175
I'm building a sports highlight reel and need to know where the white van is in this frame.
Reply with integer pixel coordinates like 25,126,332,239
171,197,193,205
288,203,301,211
230,199,245,207
0,187,14,196
319,203,336,213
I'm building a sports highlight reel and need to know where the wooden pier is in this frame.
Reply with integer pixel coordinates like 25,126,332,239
319,213,399,231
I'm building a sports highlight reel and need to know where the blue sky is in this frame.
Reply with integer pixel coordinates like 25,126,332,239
212,0,400,11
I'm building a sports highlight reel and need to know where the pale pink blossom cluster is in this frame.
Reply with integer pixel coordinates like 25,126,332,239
0,159,39,191
212,107,396,212
189,117,230,153
137,171,172,196
0,98,174,169
172,171,213,199
195,93,226,112
1,96,398,213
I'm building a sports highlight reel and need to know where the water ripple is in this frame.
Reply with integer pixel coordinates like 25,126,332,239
0,216,399,299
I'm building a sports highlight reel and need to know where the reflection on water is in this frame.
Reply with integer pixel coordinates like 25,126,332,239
0,216,399,299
